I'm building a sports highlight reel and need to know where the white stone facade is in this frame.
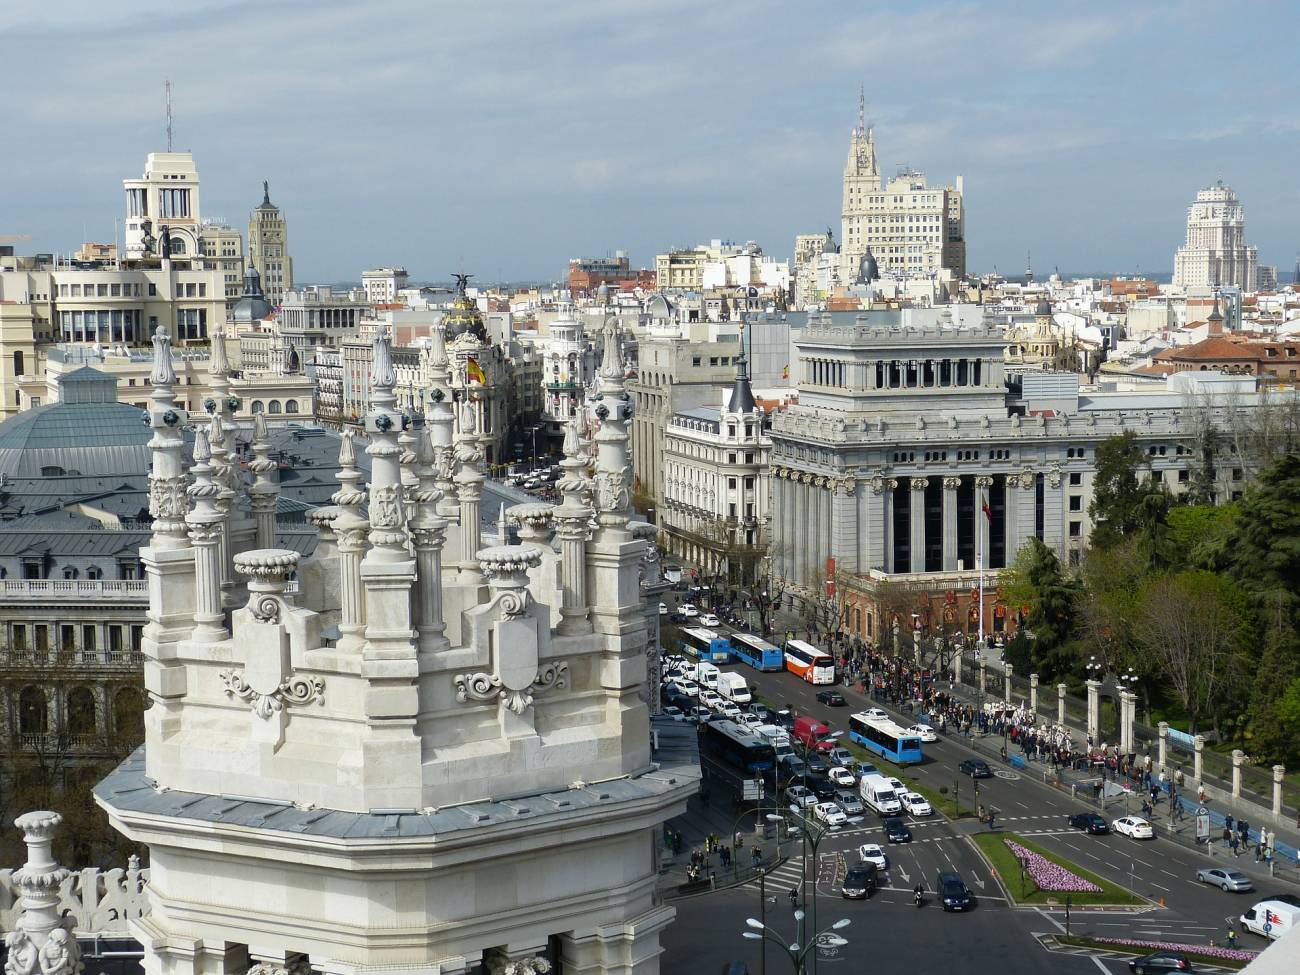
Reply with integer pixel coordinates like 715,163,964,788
1172,181,1258,292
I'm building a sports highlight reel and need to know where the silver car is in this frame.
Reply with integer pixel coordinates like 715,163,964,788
1196,867,1254,892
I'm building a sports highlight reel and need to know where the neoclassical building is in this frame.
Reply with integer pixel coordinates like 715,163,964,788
95,318,692,974
768,316,1277,641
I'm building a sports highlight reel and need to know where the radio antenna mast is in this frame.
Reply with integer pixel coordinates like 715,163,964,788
165,79,173,151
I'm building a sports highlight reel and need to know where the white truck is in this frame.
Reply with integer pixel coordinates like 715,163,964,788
715,672,751,704
1240,900,1298,941
696,661,720,691
859,773,903,816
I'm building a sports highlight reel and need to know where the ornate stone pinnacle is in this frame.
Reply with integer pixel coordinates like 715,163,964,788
507,502,555,541
150,327,176,387
209,322,231,378
233,549,300,582
477,544,543,580
370,327,397,393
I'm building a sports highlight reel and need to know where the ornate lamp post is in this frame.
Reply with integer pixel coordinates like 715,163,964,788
743,917,851,975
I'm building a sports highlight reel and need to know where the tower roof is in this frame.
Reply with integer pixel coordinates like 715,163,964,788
231,263,273,323
726,338,757,414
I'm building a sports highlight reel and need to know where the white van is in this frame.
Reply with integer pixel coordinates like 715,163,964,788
716,672,751,704
859,773,902,816
1240,900,1299,941
696,662,720,691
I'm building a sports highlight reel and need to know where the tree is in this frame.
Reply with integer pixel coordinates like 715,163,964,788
1225,452,1300,626
1166,502,1238,573
1088,432,1152,550
1246,625,1300,765
1001,538,1081,679
1133,570,1250,736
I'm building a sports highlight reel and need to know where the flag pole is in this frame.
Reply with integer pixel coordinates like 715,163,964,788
977,491,985,653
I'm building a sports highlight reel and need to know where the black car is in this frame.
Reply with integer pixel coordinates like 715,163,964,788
805,752,830,773
775,709,796,730
937,871,974,912
816,689,847,707
841,863,877,899
1069,812,1110,834
1260,892,1300,907
883,817,912,843
959,759,992,778
1128,951,1193,973
806,774,838,801
778,754,807,781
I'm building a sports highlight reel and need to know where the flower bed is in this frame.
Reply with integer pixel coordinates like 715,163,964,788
1004,839,1102,893
1091,937,1258,963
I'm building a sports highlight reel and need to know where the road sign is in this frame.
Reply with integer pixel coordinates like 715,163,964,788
1196,813,1210,841
1263,922,1273,935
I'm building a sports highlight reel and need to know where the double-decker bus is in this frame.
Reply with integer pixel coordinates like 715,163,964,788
783,639,836,684
698,718,777,800
729,633,785,672
848,712,924,765
680,627,733,663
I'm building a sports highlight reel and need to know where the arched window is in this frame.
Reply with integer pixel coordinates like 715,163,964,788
251,400,264,414
87,566,103,580
19,686,48,736
268,401,282,415
67,687,97,737
285,399,298,414
112,686,146,742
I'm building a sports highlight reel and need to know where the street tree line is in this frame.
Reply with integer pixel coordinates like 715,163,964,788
1002,431,1300,767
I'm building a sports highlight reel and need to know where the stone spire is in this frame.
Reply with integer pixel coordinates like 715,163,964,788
453,392,487,583
186,426,228,641
331,430,369,652
362,328,408,561
726,323,757,415
553,410,594,633
209,320,231,380
591,312,633,532
410,410,448,653
2,812,83,975
206,412,236,591
247,412,279,550
146,327,189,549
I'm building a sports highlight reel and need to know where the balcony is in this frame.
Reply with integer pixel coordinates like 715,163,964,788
1,580,148,602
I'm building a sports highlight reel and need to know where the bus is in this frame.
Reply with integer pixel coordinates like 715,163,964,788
729,633,785,672
680,627,733,663
784,640,836,684
698,718,777,800
847,712,924,765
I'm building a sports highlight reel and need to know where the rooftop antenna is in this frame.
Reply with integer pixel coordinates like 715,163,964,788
858,84,865,135
165,78,173,151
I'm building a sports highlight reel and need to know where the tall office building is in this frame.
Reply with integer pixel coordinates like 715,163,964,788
123,152,204,260
839,95,965,281
1172,181,1258,292
248,181,294,304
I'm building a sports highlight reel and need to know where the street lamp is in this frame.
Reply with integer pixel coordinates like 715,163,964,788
742,917,850,975
769,800,849,975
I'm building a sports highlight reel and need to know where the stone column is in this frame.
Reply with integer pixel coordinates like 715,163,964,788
1057,683,1067,725
1231,749,1245,799
331,431,369,653
818,477,831,579
1029,672,1038,713
247,412,280,550
1274,765,1287,818
1193,734,1206,783
185,428,228,642
1004,662,1013,703
411,410,449,654
1119,689,1136,754
909,477,928,574
941,476,959,570
952,645,962,685
1085,679,1101,743
453,394,487,583
878,478,897,573
1003,473,1020,560
555,412,593,634
831,478,856,572
1158,721,1169,770
6,810,81,973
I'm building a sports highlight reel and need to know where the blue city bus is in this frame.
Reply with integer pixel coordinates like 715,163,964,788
680,626,733,663
848,712,924,765
698,718,777,801
728,633,785,672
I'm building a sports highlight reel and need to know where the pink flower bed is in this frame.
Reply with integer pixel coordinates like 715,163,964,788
1093,937,1258,962
1003,839,1102,893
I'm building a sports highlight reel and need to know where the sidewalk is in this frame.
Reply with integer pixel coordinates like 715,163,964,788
657,790,787,898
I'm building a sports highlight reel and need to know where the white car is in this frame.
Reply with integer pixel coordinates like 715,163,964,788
699,690,723,709
659,602,669,616
814,801,848,827
1112,816,1155,840
786,785,817,808
906,724,938,742
719,703,742,720
676,679,699,697
699,613,721,627
862,708,888,721
739,712,764,729
857,843,888,869
661,706,686,722
828,766,857,788
900,792,933,816
680,604,700,618
887,777,907,795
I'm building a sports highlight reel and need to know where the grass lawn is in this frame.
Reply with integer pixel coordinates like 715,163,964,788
969,831,1146,906
1053,935,1253,970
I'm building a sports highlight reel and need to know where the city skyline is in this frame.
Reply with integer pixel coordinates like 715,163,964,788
3,0,1299,282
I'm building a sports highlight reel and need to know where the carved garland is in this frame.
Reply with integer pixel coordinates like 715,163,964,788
454,661,569,716
220,670,324,720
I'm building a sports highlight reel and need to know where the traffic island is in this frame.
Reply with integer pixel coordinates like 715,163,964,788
1049,935,1256,971
968,831,1147,906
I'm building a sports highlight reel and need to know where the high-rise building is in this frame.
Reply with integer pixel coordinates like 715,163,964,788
248,181,294,304
1172,181,1258,292
198,222,245,311
838,97,965,281
123,152,204,261
361,265,408,304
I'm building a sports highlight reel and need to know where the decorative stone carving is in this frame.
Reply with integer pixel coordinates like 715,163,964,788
219,671,324,720
148,474,188,521
3,812,83,975
369,483,403,530
1046,466,1063,489
910,477,929,491
454,662,568,716
1019,469,1037,489
942,476,961,491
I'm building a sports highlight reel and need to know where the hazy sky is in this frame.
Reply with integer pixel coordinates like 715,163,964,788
4,0,1298,282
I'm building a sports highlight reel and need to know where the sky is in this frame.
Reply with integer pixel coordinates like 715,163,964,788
3,0,1299,283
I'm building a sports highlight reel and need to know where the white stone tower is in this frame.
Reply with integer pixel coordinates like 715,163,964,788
96,326,694,974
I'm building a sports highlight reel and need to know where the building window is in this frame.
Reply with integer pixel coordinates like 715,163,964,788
12,351,23,376
1068,520,1082,537
251,400,264,414
1069,472,1082,486
1069,496,1082,511
268,400,282,414
285,399,299,413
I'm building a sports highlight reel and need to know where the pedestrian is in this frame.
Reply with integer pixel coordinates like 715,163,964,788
735,830,744,849
1230,833,1239,856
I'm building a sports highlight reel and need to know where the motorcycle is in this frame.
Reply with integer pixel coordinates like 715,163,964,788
913,887,924,908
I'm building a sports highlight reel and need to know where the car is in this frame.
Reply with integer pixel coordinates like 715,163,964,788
959,759,992,778
1127,950,1193,973
857,843,888,870
719,703,742,720
883,817,912,843
814,801,848,826
900,792,933,816
661,706,686,721
785,785,817,808
827,746,856,768
835,790,864,816
828,766,857,787
841,863,877,899
659,602,669,616
862,708,888,721
1069,812,1110,835
805,752,830,773
1196,868,1254,892
887,776,906,795
778,755,808,782
522,478,542,490
699,691,723,709
816,690,847,707
856,761,880,778
750,704,773,723
739,712,764,729
905,723,938,742
680,604,700,618
676,679,699,696
937,871,974,912
668,611,687,624
699,613,721,627
1113,816,1155,840
805,775,838,801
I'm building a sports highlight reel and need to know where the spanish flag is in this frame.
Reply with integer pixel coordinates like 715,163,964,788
466,356,487,385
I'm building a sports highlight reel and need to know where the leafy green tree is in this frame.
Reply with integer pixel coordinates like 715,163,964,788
1226,452,1300,626
1001,538,1081,679
1166,502,1238,572
1088,432,1152,550
1247,626,1300,765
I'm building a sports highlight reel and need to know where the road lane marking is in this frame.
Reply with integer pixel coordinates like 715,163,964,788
1150,883,1171,892
1161,869,1177,878
1035,906,1066,932
1091,955,1113,974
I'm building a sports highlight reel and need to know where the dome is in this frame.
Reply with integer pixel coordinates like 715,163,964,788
646,293,674,321
444,273,488,342
857,249,879,284
0,369,153,478
231,264,273,324
1035,296,1052,317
